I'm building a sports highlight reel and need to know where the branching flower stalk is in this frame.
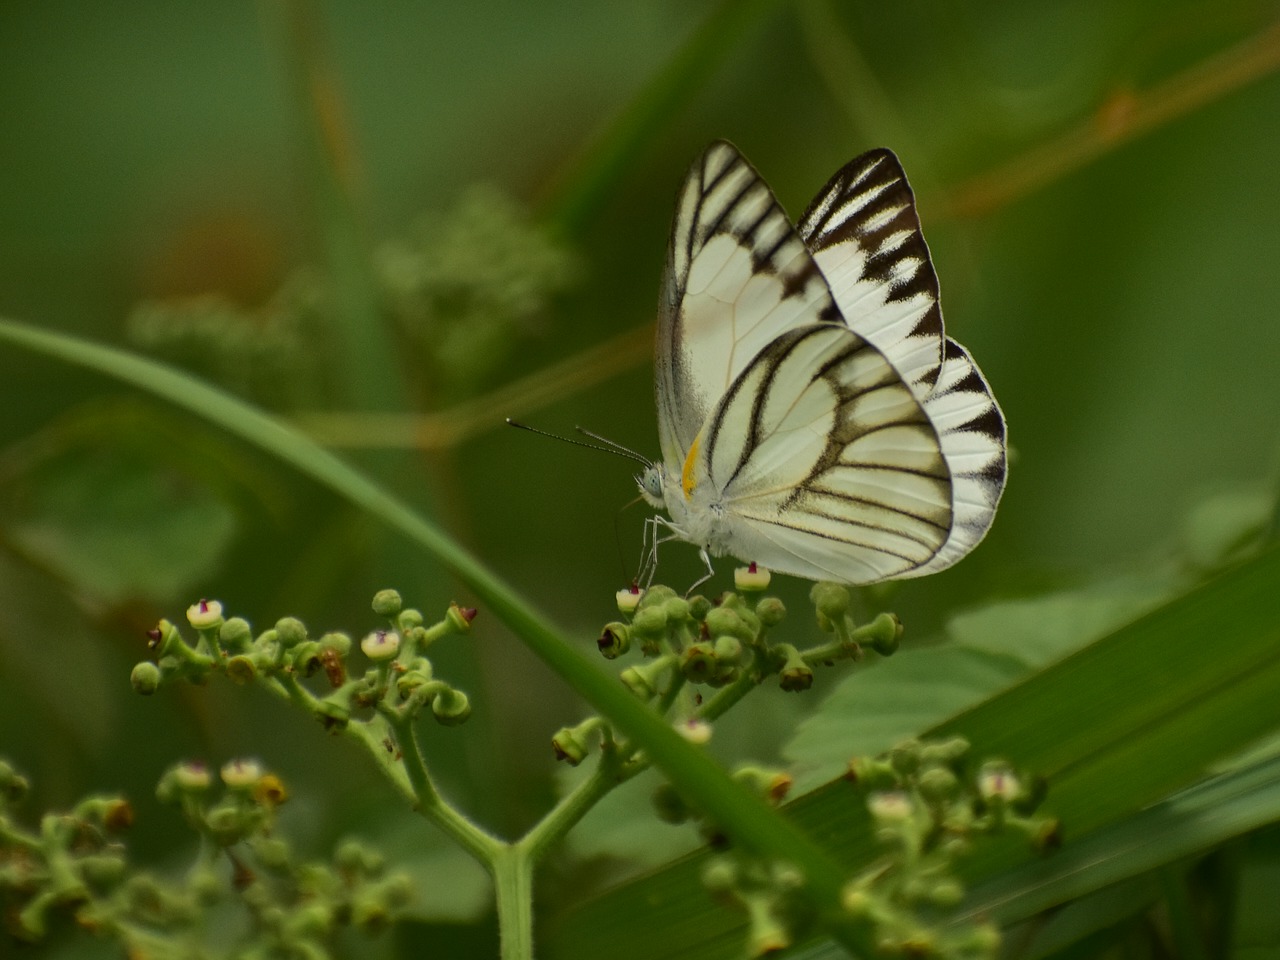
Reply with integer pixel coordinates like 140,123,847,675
117,573,907,959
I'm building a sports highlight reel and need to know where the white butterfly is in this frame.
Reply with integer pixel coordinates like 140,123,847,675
637,141,1006,586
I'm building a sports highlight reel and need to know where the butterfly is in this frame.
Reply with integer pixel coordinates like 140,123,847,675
636,141,1006,586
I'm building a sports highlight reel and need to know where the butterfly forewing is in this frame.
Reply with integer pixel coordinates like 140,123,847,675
797,149,945,394
657,141,841,468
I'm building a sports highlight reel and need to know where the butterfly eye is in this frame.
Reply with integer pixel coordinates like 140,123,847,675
637,467,665,506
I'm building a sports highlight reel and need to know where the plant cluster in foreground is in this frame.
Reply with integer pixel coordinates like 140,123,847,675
0,757,409,956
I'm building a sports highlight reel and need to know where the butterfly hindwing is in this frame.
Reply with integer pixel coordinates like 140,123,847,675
693,323,953,582
657,141,841,469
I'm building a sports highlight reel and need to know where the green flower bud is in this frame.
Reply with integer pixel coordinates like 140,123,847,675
734,562,771,592
221,759,264,790
372,589,402,618
703,606,746,640
701,856,739,893
274,617,308,648
361,629,401,661
712,634,743,665
0,768,28,805
919,735,970,767
432,688,471,726
250,835,291,870
619,656,674,700
681,641,717,685
396,667,433,697
663,596,691,622
890,740,923,775
291,640,322,676
446,602,478,633
688,594,713,621
917,766,959,803
286,903,334,939
131,661,162,695
776,646,813,692
756,596,786,626
225,654,258,683
551,725,590,766
597,622,631,659
810,582,849,620
734,766,793,805
219,617,253,650
631,604,668,639
206,805,247,844
928,878,965,908
398,607,424,631
80,852,127,886
318,631,352,657
316,693,352,731
867,612,902,655
336,838,383,873
186,599,224,630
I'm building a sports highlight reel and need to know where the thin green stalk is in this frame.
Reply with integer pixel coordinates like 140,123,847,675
389,716,502,865
492,845,535,960
1158,866,1211,960
518,751,623,860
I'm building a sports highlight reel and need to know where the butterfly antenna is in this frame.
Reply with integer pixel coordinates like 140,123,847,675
506,419,652,468
574,427,652,467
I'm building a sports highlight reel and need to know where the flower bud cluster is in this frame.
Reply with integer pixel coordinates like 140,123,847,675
700,852,809,958
841,738,1059,959
559,572,907,770
0,760,132,941
0,757,413,953
131,591,478,734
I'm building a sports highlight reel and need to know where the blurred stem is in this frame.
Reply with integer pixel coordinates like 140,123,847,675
796,0,920,166
537,0,785,236
944,18,1280,218
1158,866,1210,960
268,0,404,413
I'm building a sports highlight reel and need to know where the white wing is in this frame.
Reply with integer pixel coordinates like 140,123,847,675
656,141,841,471
655,142,1007,582
797,148,1006,573
797,148,945,393
688,323,952,583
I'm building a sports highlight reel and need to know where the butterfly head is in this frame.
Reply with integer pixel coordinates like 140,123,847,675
637,464,666,509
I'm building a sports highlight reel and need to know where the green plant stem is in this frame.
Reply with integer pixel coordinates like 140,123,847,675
492,846,535,960
1158,866,1211,960
518,749,624,861
389,715,501,865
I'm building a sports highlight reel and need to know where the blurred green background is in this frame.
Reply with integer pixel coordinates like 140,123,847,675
2,0,1279,955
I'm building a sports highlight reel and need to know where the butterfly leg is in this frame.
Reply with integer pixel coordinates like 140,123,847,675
640,516,691,590
683,547,716,597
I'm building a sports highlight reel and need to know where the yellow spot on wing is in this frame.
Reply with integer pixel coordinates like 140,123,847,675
682,434,701,499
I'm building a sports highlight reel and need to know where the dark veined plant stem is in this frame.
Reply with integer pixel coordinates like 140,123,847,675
0,317,882,956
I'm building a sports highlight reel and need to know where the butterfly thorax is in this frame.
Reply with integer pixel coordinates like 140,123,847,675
638,462,731,556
